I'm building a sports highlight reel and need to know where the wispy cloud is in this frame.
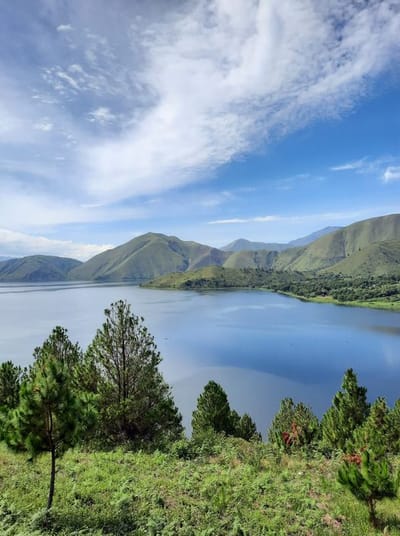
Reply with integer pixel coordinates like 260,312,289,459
56,24,73,33
383,166,400,183
0,0,400,229
330,158,367,171
0,229,112,260
208,208,397,225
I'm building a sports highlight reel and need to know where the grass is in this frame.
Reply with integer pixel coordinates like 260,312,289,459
1,440,400,535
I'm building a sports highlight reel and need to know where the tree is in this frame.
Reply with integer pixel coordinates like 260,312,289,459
236,413,261,441
86,300,182,446
0,360,25,411
338,450,399,527
268,397,319,451
192,381,233,438
348,397,391,455
33,326,82,385
0,361,26,441
6,355,96,511
321,369,369,451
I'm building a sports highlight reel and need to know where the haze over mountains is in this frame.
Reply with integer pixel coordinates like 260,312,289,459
221,227,341,252
0,215,399,282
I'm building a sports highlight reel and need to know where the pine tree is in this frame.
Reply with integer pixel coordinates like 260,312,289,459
348,397,391,455
86,300,182,446
0,361,25,411
33,326,82,386
236,413,261,441
0,361,26,440
192,381,233,438
388,399,400,454
268,397,319,451
338,450,399,527
6,355,96,510
321,369,369,451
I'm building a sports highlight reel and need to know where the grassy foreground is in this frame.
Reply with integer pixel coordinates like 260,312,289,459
1,440,400,535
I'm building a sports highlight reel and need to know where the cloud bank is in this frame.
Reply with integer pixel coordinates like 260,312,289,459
0,229,112,261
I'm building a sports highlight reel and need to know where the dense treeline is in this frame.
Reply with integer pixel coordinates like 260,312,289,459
1,300,400,532
146,267,400,306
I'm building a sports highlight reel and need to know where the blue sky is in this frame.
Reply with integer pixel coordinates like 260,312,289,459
0,0,399,260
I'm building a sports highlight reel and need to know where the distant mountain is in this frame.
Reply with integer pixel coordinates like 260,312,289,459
221,226,341,252
0,256,14,262
0,255,81,282
69,232,230,282
221,239,287,252
223,250,279,269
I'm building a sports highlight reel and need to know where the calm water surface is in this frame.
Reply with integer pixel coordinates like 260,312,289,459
1,282,400,434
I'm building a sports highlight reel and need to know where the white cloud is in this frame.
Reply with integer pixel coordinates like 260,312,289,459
88,107,116,124
330,159,367,171
383,166,400,183
33,119,54,132
0,228,112,261
56,24,73,32
82,0,400,204
208,209,395,225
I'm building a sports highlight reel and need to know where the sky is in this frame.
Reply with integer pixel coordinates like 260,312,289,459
0,0,399,260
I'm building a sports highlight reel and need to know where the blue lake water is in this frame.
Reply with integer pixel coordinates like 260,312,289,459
1,282,400,435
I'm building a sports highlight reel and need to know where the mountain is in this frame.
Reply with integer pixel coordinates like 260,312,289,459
324,240,400,276
274,214,400,273
69,232,230,282
223,250,279,269
0,255,81,282
0,256,14,262
221,226,341,252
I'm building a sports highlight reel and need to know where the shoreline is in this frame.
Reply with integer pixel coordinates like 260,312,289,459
144,283,400,312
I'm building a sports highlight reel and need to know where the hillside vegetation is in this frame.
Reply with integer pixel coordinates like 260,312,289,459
145,267,400,310
2,441,400,535
0,255,81,282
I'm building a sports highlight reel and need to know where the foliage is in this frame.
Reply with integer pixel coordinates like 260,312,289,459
85,300,183,446
145,267,400,309
33,326,83,387
0,360,25,411
192,381,233,438
3,439,400,535
321,369,369,452
268,398,320,452
348,397,392,455
338,450,399,527
5,354,96,510
236,413,261,441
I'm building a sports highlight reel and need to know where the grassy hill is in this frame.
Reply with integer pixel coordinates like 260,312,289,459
325,240,400,276
69,233,230,282
223,249,279,269
0,255,81,282
276,214,400,273
1,440,399,535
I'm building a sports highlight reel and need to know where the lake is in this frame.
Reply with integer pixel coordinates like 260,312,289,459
1,282,400,435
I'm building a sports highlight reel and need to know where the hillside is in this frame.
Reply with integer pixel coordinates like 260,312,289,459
223,249,279,269
325,240,400,276
0,255,81,282
2,440,396,535
69,232,230,282
275,214,400,273
222,226,341,252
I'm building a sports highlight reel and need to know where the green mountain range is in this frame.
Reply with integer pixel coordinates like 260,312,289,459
0,255,81,282
1,214,400,282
